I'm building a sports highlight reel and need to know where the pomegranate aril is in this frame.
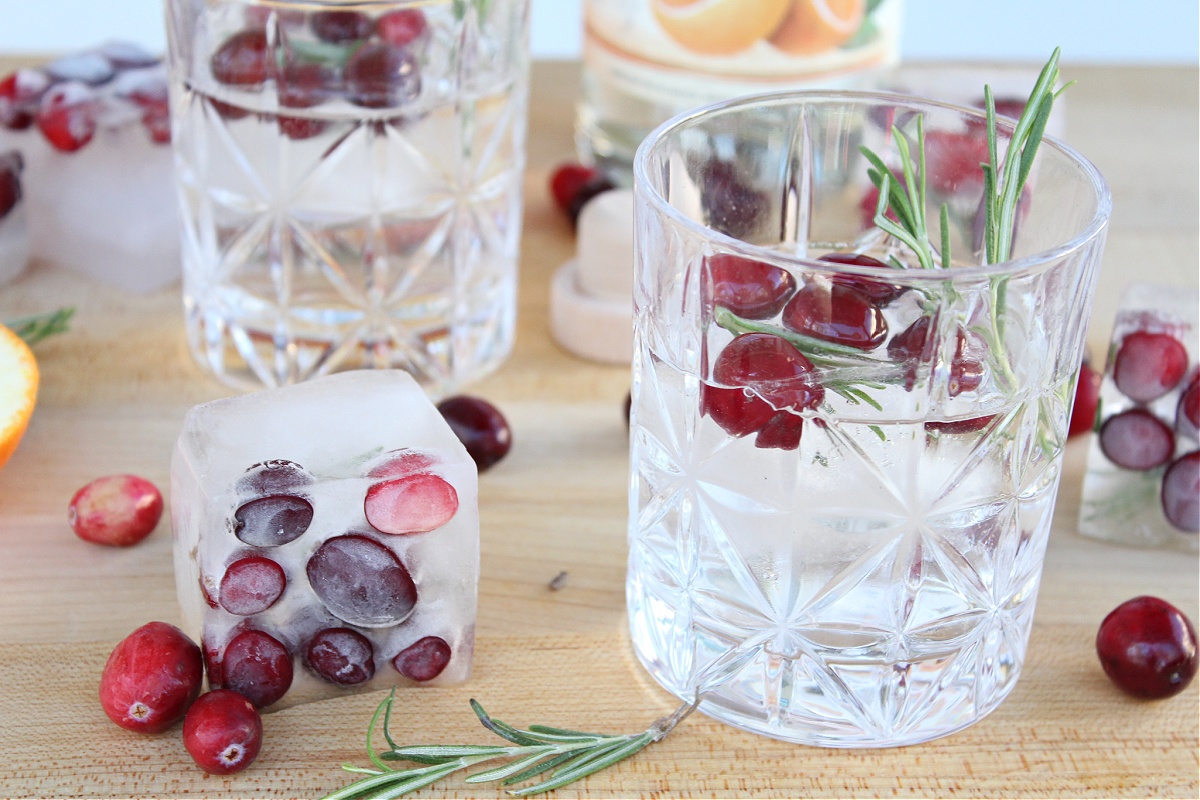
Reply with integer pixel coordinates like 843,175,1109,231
365,473,459,535
378,9,429,48
1096,596,1198,699
0,152,22,220
311,10,374,43
1098,408,1175,471
1161,451,1200,532
68,474,164,547
99,622,203,733
36,82,99,153
210,30,270,87
393,636,452,681
220,629,294,709
306,535,417,626
819,252,907,306
344,42,421,109
1112,330,1189,403
44,53,115,86
219,556,287,616
183,690,263,775
1177,375,1200,441
706,253,796,319
1068,360,1101,438
437,395,512,472
782,282,887,350
0,69,50,130
233,494,314,547
306,627,376,685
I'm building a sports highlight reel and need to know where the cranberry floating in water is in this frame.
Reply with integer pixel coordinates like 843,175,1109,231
706,253,796,319
220,628,294,709
36,82,99,153
210,30,270,87
887,316,985,397
219,556,287,616
819,252,907,306
1161,451,1200,532
1068,360,1101,438
705,332,823,439
437,395,512,472
1098,408,1175,471
277,60,336,140
377,9,429,48
1096,596,1197,699
365,473,459,535
1112,330,1189,403
306,628,376,686
306,535,417,627
0,69,50,130
233,494,314,547
183,690,263,775
754,411,805,451
311,10,374,43
344,42,421,109
393,636,452,681
782,282,887,350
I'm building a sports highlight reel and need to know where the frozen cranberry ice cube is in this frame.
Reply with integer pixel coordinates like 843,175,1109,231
171,370,479,709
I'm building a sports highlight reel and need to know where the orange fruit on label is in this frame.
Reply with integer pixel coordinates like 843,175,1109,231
769,0,866,56
0,323,38,470
652,0,791,56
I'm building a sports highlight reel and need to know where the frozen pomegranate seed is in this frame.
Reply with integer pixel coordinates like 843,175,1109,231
0,68,50,130
782,282,887,350
705,333,824,438
221,629,294,708
238,459,313,494
1096,596,1197,699
344,42,421,109
305,628,376,685
311,10,373,43
1161,451,1200,532
306,535,417,627
210,30,270,87
36,82,99,153
819,252,907,306
233,494,314,547
706,253,796,319
888,316,985,397
1176,373,1199,441
0,151,22,220
97,41,161,70
437,395,512,472
1098,408,1175,471
44,53,116,86
1112,330,1189,403
277,60,336,140
549,163,601,216
365,473,459,534
68,474,163,547
99,622,203,733
393,636,452,681
700,159,767,240
367,449,436,479
219,556,287,616
1068,361,1101,438
378,9,428,48
925,129,988,193
183,690,263,775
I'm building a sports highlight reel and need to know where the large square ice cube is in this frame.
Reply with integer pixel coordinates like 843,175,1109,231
171,370,479,710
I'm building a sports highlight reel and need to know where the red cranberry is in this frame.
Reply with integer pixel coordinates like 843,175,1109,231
1112,330,1189,403
233,494,313,547
887,316,985,397
36,82,99,153
1177,374,1200,441
753,411,805,451
1096,596,1197,699
364,473,459,535
0,151,22,220
437,395,513,472
140,107,171,144
819,252,906,306
306,535,417,627
344,42,421,109
183,690,263,775
99,622,203,733
367,449,436,479
219,556,287,616
393,636,452,681
277,60,337,140
377,9,428,48
210,30,270,87
311,10,374,43
700,160,767,240
782,282,887,350
1161,451,1200,532
44,53,116,86
1068,361,1101,438
548,162,614,225
1098,408,1175,471
238,459,313,494
68,474,164,547
220,629,294,709
704,333,824,440
705,253,796,319
0,69,50,130
306,628,376,685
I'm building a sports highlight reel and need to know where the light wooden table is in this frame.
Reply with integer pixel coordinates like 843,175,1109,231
0,61,1196,799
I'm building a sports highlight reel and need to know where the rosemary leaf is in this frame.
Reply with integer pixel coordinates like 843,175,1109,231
5,307,74,346
500,751,581,786
509,734,655,797
940,204,951,269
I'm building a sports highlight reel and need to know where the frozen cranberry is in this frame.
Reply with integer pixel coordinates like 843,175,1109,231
1161,451,1200,532
0,151,22,220
700,160,767,240
367,450,436,479
210,30,270,87
311,10,373,43
705,333,824,438
0,68,50,130
344,42,421,109
183,690,263,775
924,130,988,193
44,53,116,86
819,253,906,306
221,629,294,709
69,474,164,547
1096,596,1197,699
277,60,336,140
36,82,99,153
238,459,313,495
365,473,459,535
782,282,887,350
97,41,161,70
1068,361,1101,438
1112,330,1189,403
887,316,985,397
1177,375,1200,441
233,494,313,547
306,628,376,685
378,9,428,48
99,622,203,733
437,395,512,472
392,636,451,681
1098,408,1175,471
202,635,224,687
219,556,287,616
306,535,417,627
705,253,796,319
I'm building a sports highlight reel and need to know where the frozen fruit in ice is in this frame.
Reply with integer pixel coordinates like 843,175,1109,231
378,9,429,48
96,41,161,70
36,82,99,153
1098,408,1175,471
393,636,451,681
220,628,294,709
365,473,459,535
237,459,314,495
700,159,767,240
782,281,887,350
277,60,337,140
887,316,985,396
183,690,262,775
1069,361,1101,438
437,395,512,472
1096,596,1197,699
311,10,373,43
99,622,203,733
44,53,116,86
0,69,50,130
1161,451,1200,532
210,30,270,87
306,534,417,626
68,474,164,547
344,42,421,109
705,332,823,438
1175,374,1199,441
705,253,796,319
305,628,376,686
1111,330,1189,403
233,494,314,547
0,151,22,220
367,449,436,479
820,252,907,306
219,556,287,616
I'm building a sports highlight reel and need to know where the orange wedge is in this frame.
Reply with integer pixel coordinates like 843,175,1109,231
769,0,865,56
653,0,791,55
0,323,38,470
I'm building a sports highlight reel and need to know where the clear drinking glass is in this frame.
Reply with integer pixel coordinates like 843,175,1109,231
165,0,530,393
628,91,1110,747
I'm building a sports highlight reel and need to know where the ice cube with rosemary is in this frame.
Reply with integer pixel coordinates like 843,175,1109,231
170,370,478,710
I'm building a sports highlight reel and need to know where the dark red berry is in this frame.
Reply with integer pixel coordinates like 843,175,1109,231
306,535,417,627
392,636,452,681
378,9,428,48
36,82,99,153
99,622,203,733
567,174,616,225
1096,596,1197,699
1098,408,1175,471
1068,361,1101,438
183,690,263,775
44,53,116,86
219,556,287,616
0,69,49,130
233,494,313,547
549,163,600,214
819,252,906,305
311,10,373,43
1177,374,1199,441
140,107,171,144
0,151,22,220
220,629,294,709
277,60,336,140
705,253,796,319
364,473,459,535
306,628,376,685
1112,330,1189,403
210,30,270,87
782,282,887,350
344,42,421,109
238,459,313,495
1161,451,1200,532
700,160,767,240
437,395,512,472
754,411,805,450
887,316,985,397
367,450,436,479
705,333,824,438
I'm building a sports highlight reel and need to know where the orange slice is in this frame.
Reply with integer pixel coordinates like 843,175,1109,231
0,323,38,470
769,0,866,56
653,0,791,56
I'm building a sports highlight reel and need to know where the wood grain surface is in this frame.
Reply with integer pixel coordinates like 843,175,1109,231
0,61,1196,799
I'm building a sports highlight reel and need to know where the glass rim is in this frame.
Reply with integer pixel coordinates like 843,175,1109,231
632,89,1113,282
239,0,462,9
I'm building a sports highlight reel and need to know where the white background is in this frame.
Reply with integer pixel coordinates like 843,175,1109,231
0,0,1196,63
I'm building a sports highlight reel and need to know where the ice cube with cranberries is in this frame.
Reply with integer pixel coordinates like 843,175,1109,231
1079,283,1199,550
171,370,479,709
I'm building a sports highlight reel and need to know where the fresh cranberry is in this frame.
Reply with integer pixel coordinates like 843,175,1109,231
96,41,161,70
44,53,116,86
344,42,421,109
1068,361,1101,438
365,473,459,535
924,130,988,193
238,459,313,494
118,72,171,144
887,316,985,397
220,629,294,709
306,628,376,685
219,556,287,616
99,622,203,733
68,474,164,547
782,282,887,350
548,162,614,225
704,333,824,439
1177,374,1200,441
210,30,270,87
437,395,513,472
393,636,452,681
1098,408,1176,471
1161,451,1200,532
306,535,417,627
819,252,906,306
0,151,22,220
36,82,99,153
233,494,314,547
700,160,767,240
1112,330,1189,403
377,9,428,47
753,411,805,450
1096,596,1197,699
183,690,263,775
311,10,374,43
705,253,796,319
277,60,336,140
0,69,50,130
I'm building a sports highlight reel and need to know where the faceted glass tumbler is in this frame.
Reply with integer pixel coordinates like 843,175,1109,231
627,92,1111,747
166,0,530,394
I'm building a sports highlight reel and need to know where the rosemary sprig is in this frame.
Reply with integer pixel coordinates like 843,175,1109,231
4,307,74,346
321,693,698,799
